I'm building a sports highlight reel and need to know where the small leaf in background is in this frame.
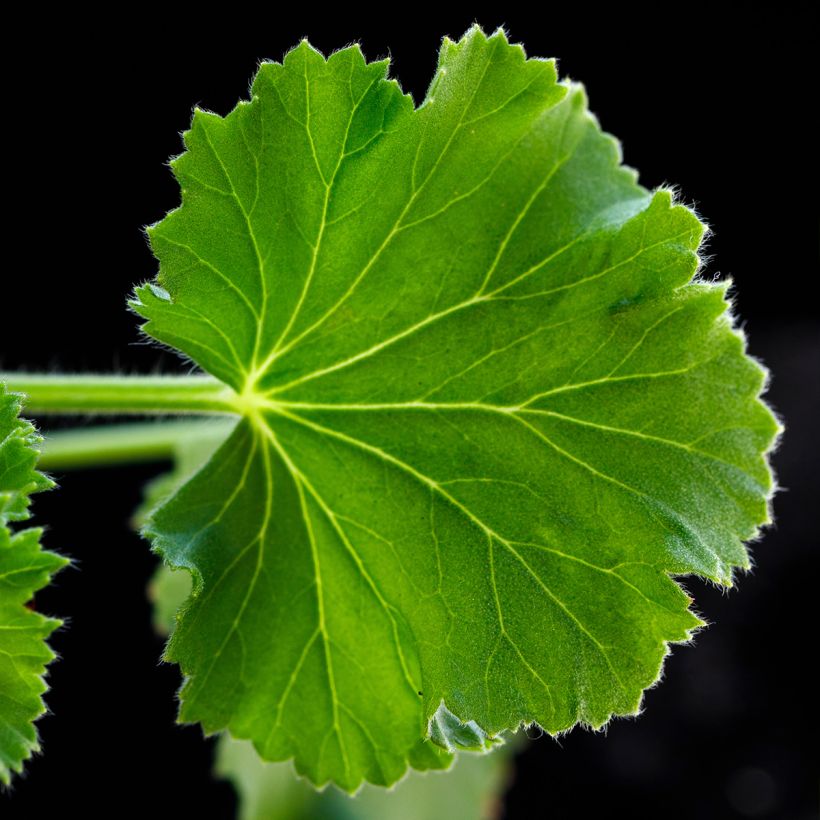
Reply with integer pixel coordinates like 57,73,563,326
215,734,513,820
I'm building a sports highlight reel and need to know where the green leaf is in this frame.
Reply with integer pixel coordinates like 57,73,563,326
132,26,779,791
215,733,513,820
0,384,67,784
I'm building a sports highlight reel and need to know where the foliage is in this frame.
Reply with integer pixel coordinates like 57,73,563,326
0,387,66,783
131,27,778,790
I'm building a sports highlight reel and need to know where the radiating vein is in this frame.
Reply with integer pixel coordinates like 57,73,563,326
266,72,384,363
197,117,271,375
258,424,350,779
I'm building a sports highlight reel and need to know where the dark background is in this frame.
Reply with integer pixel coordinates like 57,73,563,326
1,10,816,818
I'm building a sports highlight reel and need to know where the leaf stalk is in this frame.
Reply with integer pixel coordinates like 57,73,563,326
0,373,237,415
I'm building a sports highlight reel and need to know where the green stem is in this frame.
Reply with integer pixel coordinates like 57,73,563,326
37,419,236,470
0,373,237,415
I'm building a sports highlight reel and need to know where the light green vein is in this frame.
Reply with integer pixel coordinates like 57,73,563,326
267,222,691,397
265,71,384,364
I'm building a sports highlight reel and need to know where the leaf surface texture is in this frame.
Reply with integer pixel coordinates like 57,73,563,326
133,27,778,790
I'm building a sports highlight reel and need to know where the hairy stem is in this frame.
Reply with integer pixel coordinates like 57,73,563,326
0,374,237,415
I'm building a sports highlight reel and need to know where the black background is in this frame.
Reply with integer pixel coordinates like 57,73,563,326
1,10,816,818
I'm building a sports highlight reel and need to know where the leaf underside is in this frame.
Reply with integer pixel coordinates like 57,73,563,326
0,385,66,784
133,27,778,791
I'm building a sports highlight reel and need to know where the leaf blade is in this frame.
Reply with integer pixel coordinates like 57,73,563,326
134,26,779,791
